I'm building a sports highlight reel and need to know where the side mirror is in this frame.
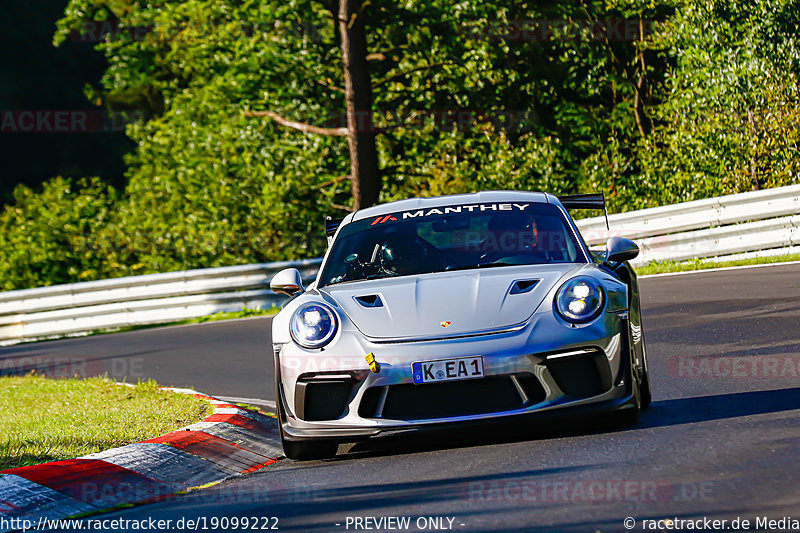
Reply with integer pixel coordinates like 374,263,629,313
605,237,639,264
270,268,305,297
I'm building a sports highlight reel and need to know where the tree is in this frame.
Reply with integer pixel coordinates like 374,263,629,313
44,0,671,276
1,0,796,290
628,0,800,209
0,177,117,290
338,0,380,209
246,0,380,210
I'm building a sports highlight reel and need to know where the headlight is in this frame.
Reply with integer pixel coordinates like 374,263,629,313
555,277,605,323
290,303,338,349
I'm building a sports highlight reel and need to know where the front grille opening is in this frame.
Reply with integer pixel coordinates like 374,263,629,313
295,378,357,421
359,373,545,421
544,350,612,397
514,373,547,405
358,387,382,418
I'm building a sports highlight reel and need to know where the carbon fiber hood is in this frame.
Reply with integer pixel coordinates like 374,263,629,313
321,264,582,339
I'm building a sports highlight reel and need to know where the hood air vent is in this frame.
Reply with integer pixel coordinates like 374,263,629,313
510,279,539,294
354,294,384,308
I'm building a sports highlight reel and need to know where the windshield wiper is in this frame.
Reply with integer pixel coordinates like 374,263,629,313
445,261,514,272
364,272,398,280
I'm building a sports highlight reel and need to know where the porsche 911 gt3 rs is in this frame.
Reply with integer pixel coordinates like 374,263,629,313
270,191,651,460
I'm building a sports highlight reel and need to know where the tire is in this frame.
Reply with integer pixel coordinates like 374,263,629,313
639,367,652,410
613,330,642,427
276,388,338,461
614,380,641,427
637,329,652,409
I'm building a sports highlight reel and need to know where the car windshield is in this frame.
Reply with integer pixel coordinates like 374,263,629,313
319,202,586,287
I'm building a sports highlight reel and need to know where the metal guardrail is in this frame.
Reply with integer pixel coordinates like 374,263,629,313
0,259,321,346
1,185,799,345
575,184,800,265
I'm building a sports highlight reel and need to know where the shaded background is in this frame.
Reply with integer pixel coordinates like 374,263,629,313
0,0,131,204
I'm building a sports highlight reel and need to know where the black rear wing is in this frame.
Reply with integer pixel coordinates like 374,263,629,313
558,192,609,230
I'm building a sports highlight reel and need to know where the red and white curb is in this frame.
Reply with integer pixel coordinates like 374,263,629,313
0,388,282,531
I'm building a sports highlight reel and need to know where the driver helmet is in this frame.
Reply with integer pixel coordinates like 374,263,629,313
485,213,538,253
380,229,423,274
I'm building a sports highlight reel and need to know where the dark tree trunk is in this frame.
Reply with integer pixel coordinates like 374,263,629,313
338,0,380,210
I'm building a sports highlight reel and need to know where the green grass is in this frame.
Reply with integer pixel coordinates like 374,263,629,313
0,376,211,470
87,306,280,337
160,306,280,326
637,253,800,276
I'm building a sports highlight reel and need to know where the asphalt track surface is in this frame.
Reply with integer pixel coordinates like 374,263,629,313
0,316,275,400
4,263,800,532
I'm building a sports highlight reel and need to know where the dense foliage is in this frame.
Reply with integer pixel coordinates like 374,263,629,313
620,0,800,208
0,178,116,290
0,0,798,290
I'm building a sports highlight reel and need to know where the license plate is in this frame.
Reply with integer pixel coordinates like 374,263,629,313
412,356,484,384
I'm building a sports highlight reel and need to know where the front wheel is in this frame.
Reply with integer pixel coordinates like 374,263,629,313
613,334,642,427
637,333,652,409
276,389,338,460
639,367,652,410
614,372,642,427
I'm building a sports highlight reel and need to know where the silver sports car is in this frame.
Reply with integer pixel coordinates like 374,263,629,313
270,191,651,460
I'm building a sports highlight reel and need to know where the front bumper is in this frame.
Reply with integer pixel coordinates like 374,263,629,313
276,311,630,441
